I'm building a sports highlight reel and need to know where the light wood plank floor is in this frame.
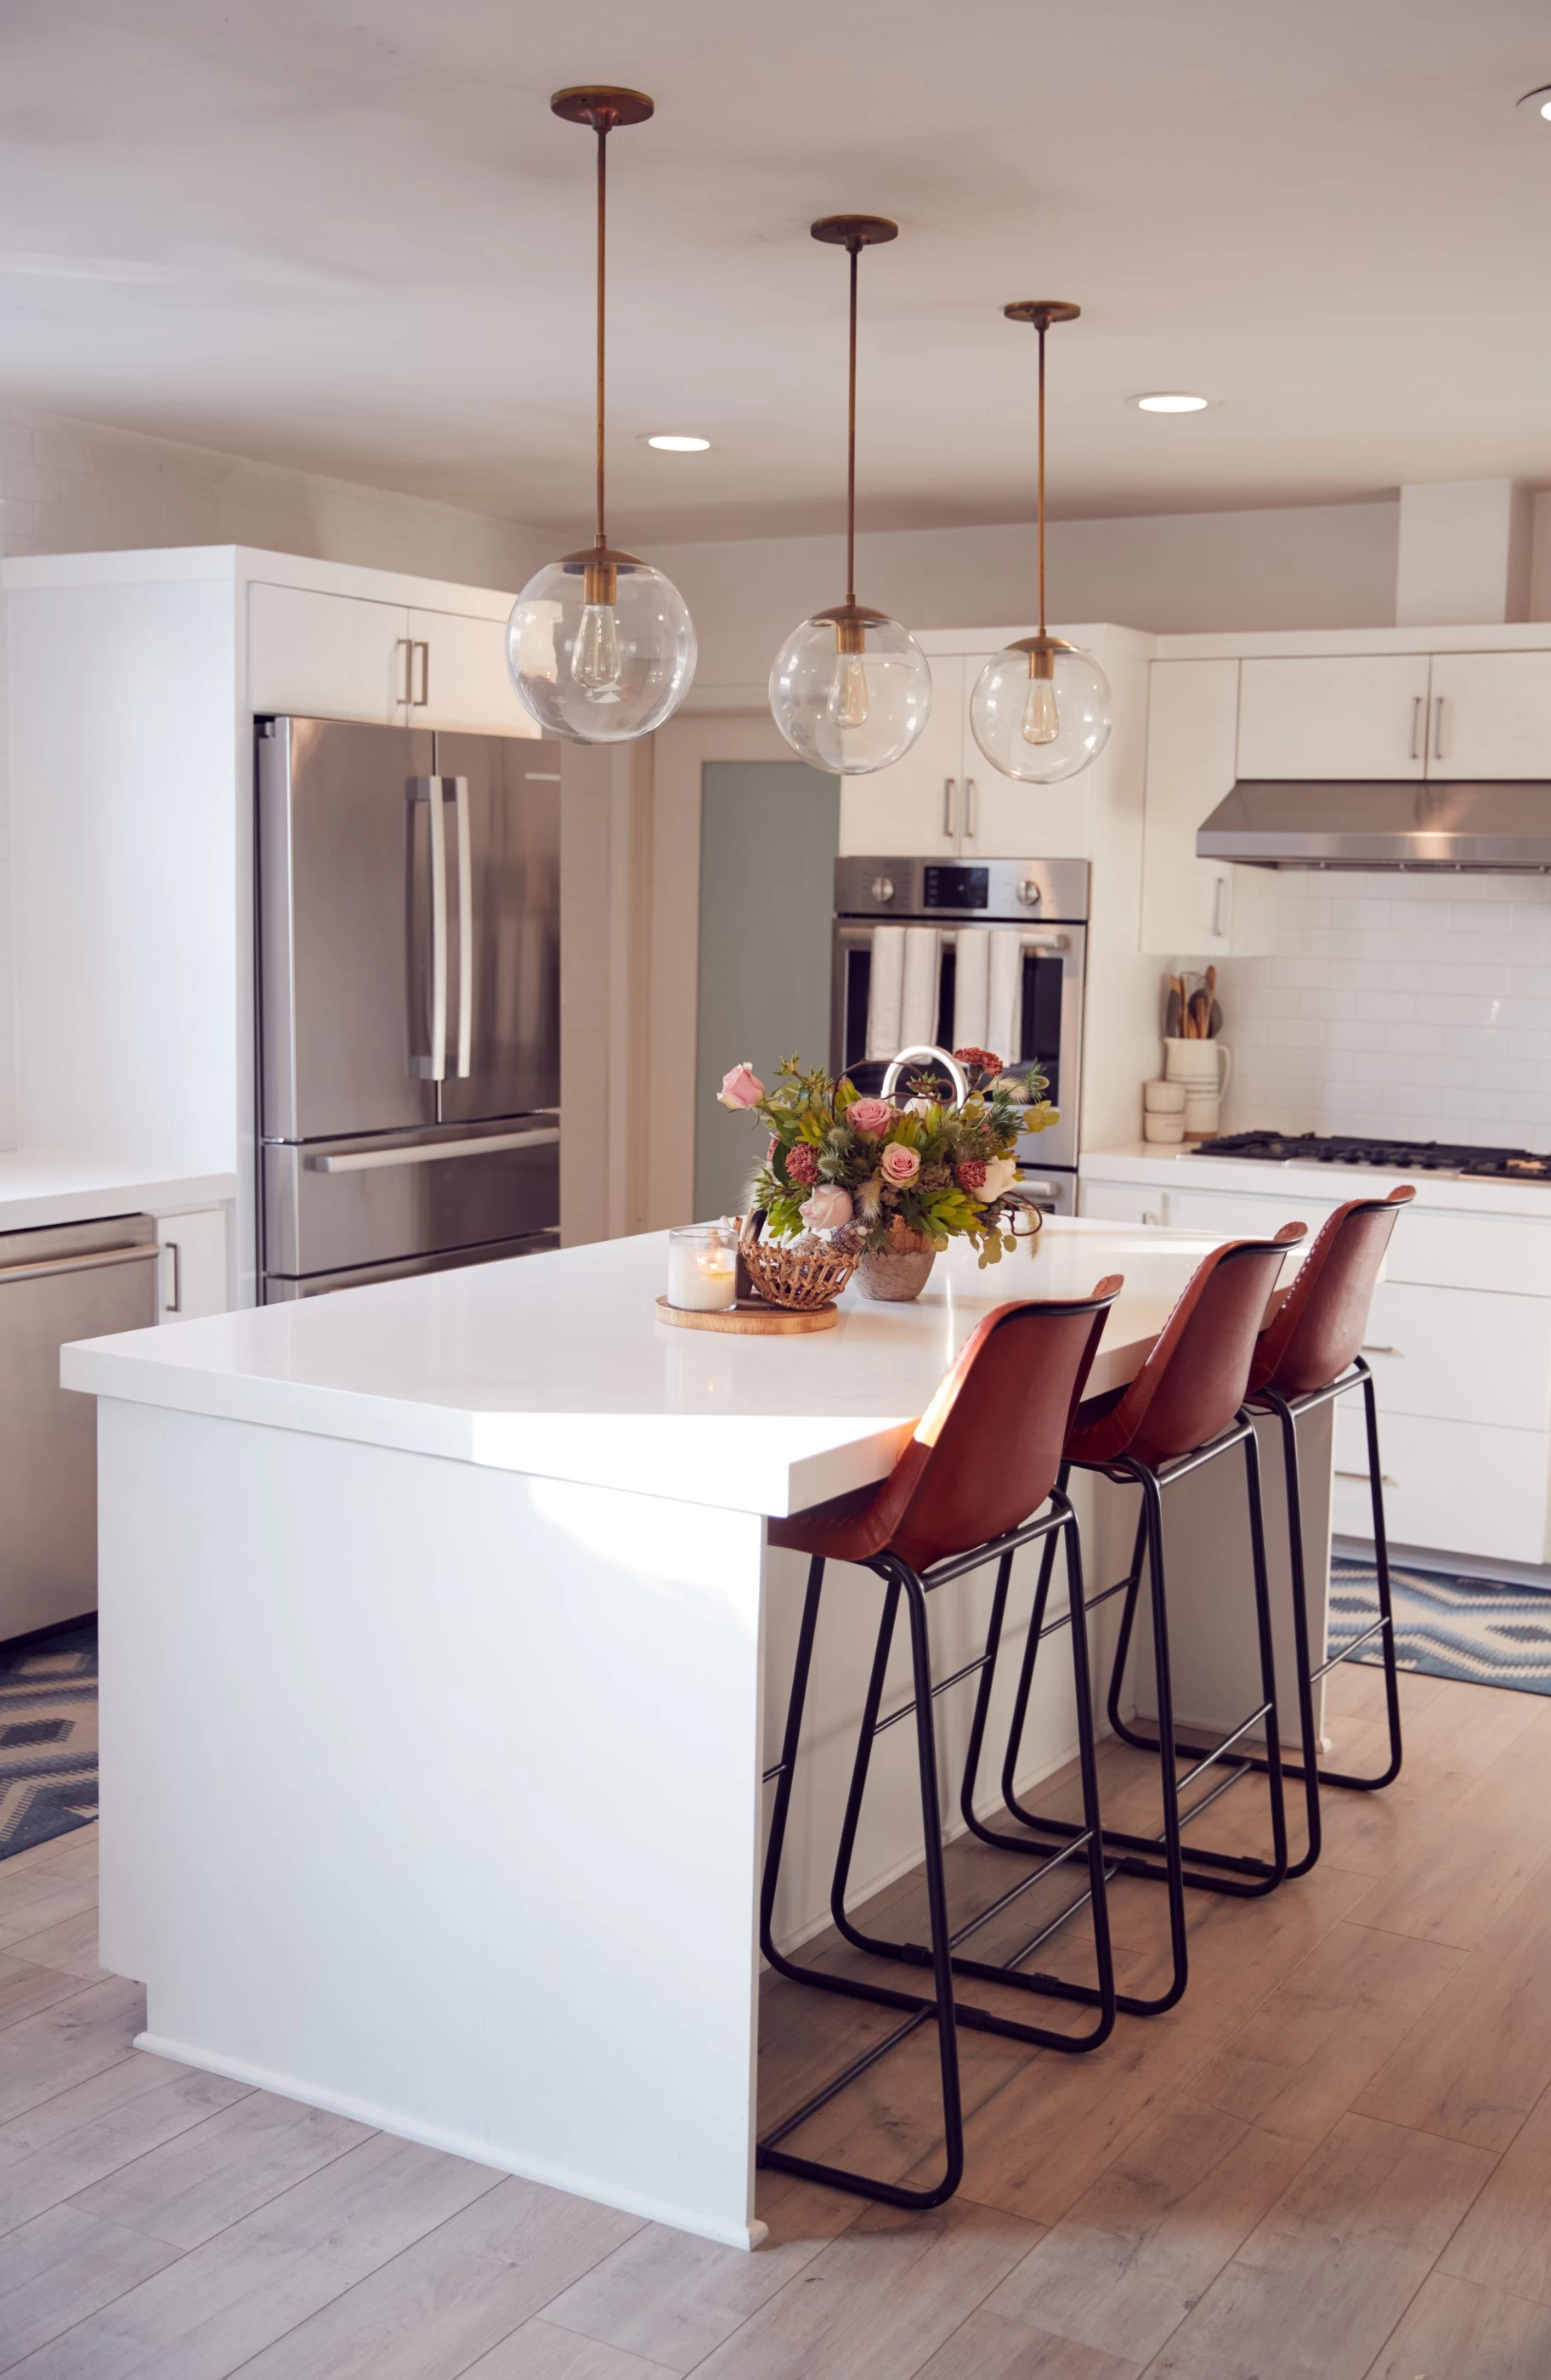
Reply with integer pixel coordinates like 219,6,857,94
3,1662,1551,2377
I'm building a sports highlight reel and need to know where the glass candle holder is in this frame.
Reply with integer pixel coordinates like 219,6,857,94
666,1224,738,1312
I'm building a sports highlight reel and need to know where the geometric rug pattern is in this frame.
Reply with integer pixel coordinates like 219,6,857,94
0,1617,98,1859
1329,1554,1551,1697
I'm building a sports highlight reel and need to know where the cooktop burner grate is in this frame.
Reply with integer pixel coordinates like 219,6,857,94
1192,1131,1551,1182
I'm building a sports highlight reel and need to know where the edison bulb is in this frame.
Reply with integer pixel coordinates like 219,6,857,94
769,612,931,774
1022,674,1061,746
971,639,1112,784
507,553,696,742
829,651,870,730
573,602,624,695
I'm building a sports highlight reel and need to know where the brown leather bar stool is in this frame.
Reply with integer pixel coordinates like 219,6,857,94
1231,1185,1418,1878
757,1278,1123,2213
957,1227,1305,2020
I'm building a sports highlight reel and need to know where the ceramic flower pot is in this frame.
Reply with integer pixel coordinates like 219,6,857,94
858,1245,936,1302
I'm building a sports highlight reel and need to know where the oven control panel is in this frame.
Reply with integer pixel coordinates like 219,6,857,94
922,865,989,910
834,855,1090,922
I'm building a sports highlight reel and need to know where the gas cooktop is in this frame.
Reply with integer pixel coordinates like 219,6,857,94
1192,1131,1551,1183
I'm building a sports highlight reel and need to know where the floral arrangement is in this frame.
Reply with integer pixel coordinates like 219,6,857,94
717,1048,1059,1266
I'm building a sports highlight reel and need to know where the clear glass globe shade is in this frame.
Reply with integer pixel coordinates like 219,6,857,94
970,643,1112,784
506,556,696,743
768,613,932,775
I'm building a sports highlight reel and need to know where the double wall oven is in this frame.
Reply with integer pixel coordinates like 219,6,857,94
832,857,1087,1214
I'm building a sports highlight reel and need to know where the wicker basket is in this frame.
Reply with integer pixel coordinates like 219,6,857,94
739,1227,859,1312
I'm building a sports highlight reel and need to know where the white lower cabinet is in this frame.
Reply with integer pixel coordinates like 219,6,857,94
1334,1405,1549,1565
1360,1281,1551,1431
153,1206,229,1322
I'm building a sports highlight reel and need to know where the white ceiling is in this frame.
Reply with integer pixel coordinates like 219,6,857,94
4,0,1551,545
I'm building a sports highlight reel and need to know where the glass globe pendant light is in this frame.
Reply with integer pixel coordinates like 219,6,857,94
506,88,696,743
768,217,931,775
970,302,1112,784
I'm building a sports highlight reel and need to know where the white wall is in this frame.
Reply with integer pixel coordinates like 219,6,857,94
651,502,1403,709
0,404,552,1147
1221,873,1551,1151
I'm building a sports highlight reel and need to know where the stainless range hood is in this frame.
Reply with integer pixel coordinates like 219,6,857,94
1197,780,1551,872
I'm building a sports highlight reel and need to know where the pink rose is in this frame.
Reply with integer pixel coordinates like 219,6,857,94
800,1185,853,1231
717,1062,766,1110
848,1096,896,1136
880,1142,921,1186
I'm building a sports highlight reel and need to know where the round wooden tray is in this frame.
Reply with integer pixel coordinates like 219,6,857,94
654,1295,838,1335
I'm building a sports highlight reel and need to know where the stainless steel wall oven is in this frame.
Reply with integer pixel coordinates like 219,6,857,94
832,857,1088,1213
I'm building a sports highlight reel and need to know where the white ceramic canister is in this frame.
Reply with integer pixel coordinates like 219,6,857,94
1143,1079,1186,1114
1163,1037,1231,1097
1143,1112,1186,1143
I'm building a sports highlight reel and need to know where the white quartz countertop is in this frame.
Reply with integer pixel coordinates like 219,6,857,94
0,1149,235,1234
61,1218,1230,1518
1080,1142,1551,1221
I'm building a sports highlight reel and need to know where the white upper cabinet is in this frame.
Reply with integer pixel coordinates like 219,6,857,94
1142,659,1233,955
837,654,964,857
248,582,407,724
959,647,1090,862
248,584,535,738
837,643,1091,859
1426,651,1551,779
405,606,538,739
1237,654,1432,780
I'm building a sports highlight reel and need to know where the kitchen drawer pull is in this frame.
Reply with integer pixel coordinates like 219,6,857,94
308,1126,560,1174
1360,1343,1401,1356
0,1241,159,1288
1336,1467,1399,1487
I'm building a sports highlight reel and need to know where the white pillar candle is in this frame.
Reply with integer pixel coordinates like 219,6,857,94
666,1227,738,1312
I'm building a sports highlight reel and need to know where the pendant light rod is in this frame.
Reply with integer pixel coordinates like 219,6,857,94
812,214,897,612
551,86,655,553
595,121,608,547
1005,300,1080,642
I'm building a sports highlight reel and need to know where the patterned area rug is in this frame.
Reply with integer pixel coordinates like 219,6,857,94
1329,1556,1551,1696
0,1619,99,1858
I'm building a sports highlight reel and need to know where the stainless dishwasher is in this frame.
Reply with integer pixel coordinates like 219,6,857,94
0,1215,159,1642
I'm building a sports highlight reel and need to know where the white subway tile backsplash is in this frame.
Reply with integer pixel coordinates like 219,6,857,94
1219,870,1551,1148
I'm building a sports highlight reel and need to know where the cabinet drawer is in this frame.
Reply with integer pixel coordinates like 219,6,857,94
1333,1405,1549,1564
1384,1209,1551,1297
1359,1281,1551,1429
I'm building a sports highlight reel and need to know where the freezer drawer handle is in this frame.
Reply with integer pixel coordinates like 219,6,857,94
306,1127,561,1175
0,1241,159,1287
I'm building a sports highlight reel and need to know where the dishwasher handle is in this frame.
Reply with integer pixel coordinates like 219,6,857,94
0,1241,159,1289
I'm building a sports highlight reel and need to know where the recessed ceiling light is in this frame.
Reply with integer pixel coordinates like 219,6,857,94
643,433,711,451
1517,83,1551,119
1129,392,1211,413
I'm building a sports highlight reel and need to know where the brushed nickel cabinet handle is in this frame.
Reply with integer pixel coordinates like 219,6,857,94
1410,694,1424,762
965,777,978,839
1211,876,1226,939
1361,1343,1401,1356
413,639,430,706
1433,694,1448,762
1336,1467,1399,1487
397,638,414,706
942,778,958,839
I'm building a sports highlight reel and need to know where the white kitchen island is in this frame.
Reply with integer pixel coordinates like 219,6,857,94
62,1216,1332,2250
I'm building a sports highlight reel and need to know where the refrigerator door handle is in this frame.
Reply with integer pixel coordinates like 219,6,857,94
306,1125,560,1174
451,775,473,1078
408,776,449,1081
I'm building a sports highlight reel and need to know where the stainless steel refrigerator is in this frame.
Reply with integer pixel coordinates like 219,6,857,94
258,716,561,1301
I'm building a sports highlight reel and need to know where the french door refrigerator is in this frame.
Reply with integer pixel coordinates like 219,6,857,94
258,716,560,1301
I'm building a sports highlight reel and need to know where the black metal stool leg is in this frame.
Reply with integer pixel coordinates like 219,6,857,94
757,1554,963,2209
1321,1368,1403,1789
829,1507,1117,2048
